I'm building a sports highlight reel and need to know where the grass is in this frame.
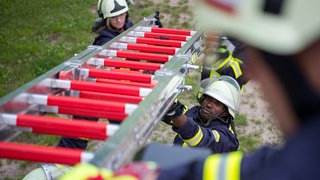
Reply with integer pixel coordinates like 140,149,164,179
0,0,97,97
235,114,248,126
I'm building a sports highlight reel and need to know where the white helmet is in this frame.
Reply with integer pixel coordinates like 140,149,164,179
23,164,71,180
97,0,129,19
200,76,241,118
195,0,320,55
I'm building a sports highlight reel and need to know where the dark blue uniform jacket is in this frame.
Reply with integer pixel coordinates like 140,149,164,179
93,19,134,46
157,114,320,180
172,106,239,153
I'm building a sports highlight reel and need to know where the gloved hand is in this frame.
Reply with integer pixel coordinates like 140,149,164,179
161,99,187,125
154,11,163,28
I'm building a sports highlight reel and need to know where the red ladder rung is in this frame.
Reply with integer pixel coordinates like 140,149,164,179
103,58,162,71
95,78,157,88
3,114,117,140
29,94,137,114
127,43,178,55
79,91,143,104
88,69,153,83
136,37,184,47
144,32,190,41
0,142,92,165
57,106,127,121
151,27,195,36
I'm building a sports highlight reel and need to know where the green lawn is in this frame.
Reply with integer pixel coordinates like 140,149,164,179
0,1,96,97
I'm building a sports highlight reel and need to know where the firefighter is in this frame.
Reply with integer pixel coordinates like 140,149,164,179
155,0,320,179
92,0,134,45
202,34,250,92
162,75,240,153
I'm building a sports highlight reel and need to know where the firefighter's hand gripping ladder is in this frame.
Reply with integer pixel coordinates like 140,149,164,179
0,15,204,172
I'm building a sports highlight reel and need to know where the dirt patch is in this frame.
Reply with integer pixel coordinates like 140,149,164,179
238,81,282,146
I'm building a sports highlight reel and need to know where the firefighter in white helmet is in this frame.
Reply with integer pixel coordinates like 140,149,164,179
92,0,134,45
161,75,241,153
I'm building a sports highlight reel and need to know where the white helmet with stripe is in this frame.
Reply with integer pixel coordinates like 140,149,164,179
97,0,129,19
196,0,320,55
200,75,241,118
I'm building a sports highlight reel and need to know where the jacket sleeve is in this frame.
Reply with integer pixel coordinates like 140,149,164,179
173,118,239,153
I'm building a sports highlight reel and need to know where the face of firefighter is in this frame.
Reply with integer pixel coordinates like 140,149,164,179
199,95,228,123
110,12,127,29
247,47,297,137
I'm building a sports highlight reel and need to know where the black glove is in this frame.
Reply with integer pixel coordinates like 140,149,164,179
154,11,163,28
162,99,187,125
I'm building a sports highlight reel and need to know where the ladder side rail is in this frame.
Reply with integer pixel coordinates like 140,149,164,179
90,31,204,170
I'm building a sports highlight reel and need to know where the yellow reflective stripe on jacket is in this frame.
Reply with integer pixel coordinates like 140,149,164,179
209,70,221,79
212,53,243,79
226,152,242,180
182,126,203,147
79,137,89,141
229,58,243,79
213,54,233,70
203,154,221,180
203,152,242,180
212,130,220,142
228,125,235,135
